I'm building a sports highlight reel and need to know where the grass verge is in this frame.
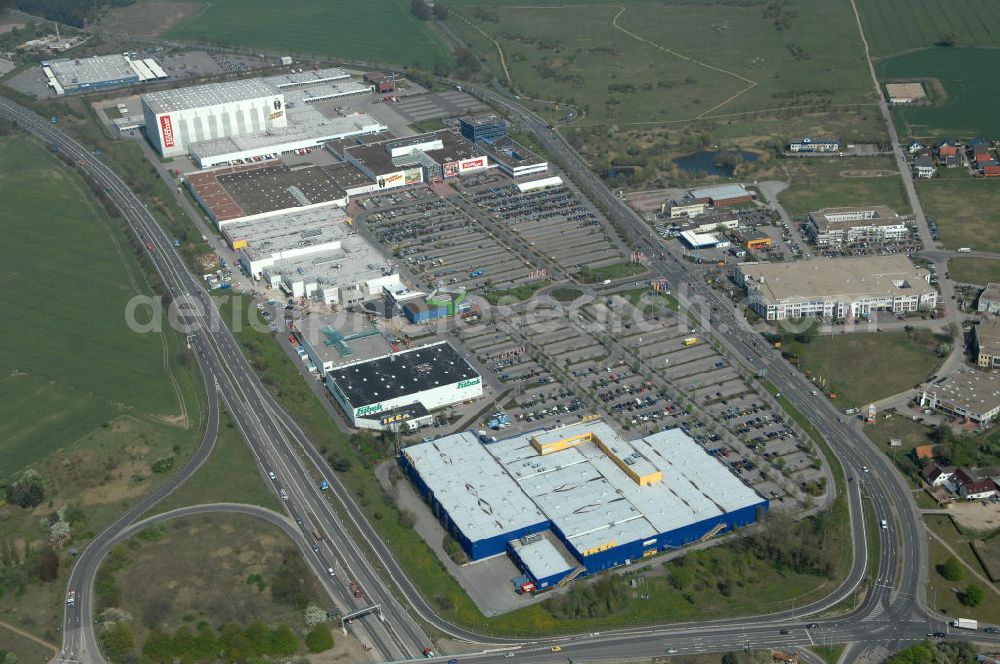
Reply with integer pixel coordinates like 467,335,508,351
948,257,1000,285
152,406,282,514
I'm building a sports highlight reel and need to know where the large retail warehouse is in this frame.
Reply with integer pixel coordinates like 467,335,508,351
401,422,768,589
326,341,483,430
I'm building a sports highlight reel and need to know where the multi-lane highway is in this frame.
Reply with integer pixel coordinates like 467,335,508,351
4,88,999,664
0,97,434,664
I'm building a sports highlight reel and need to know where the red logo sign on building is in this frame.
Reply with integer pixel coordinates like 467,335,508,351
459,157,484,172
159,115,175,148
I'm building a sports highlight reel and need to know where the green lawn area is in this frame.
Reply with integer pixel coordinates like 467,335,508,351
919,179,1000,252
576,262,646,283
483,280,550,304
777,157,910,218
926,515,996,584
974,532,1000,582
620,287,680,312
948,257,1000,285
165,0,455,71
785,331,943,408
153,407,281,514
549,287,584,302
810,644,846,664
926,536,1000,623
0,134,204,643
879,48,1000,139
97,513,328,658
864,413,935,485
450,0,871,124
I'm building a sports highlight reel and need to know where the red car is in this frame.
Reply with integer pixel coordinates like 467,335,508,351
288,335,297,345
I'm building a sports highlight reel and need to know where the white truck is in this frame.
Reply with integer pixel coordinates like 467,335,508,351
951,618,978,630
957,247,973,253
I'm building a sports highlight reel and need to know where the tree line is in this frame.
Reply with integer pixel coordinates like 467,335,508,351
14,0,135,28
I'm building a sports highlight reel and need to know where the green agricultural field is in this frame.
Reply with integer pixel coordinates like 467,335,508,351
165,0,455,70
0,135,195,479
777,157,910,218
879,48,1000,138
448,0,873,125
919,179,1000,252
948,257,1000,285
857,0,1000,58
0,134,203,643
784,330,943,408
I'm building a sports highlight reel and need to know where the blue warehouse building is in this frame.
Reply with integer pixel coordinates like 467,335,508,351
400,422,768,589
459,114,508,145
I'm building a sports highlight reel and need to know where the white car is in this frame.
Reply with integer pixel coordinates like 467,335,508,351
666,648,678,654
327,567,336,577
268,471,276,480
279,489,288,501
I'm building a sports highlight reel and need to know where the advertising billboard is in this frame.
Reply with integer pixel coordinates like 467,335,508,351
159,115,175,149
376,171,405,189
404,169,422,185
443,161,459,178
458,157,485,173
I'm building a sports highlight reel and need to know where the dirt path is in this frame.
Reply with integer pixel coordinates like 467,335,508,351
608,5,757,118
926,528,1000,599
0,620,58,658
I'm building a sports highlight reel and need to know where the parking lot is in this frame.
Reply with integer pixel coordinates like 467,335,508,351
348,176,831,514
445,289,830,512
455,177,631,277
356,185,537,292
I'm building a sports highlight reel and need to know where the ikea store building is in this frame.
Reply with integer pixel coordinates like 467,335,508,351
400,422,767,589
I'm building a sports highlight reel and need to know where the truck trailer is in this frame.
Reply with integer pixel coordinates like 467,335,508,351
951,618,978,630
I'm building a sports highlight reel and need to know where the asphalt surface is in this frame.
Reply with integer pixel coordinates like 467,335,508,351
0,98,433,663
5,83,1000,664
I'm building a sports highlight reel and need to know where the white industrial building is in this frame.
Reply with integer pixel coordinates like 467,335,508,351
326,341,483,430
805,206,909,246
140,68,386,167
920,371,1000,424
42,54,167,95
329,130,489,192
680,230,729,249
224,207,400,306
142,78,286,158
737,256,937,320
293,312,394,376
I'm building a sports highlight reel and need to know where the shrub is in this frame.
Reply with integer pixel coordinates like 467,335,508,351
937,556,963,582
959,584,984,607
305,624,334,653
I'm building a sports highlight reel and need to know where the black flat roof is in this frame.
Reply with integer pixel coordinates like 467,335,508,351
328,341,479,407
